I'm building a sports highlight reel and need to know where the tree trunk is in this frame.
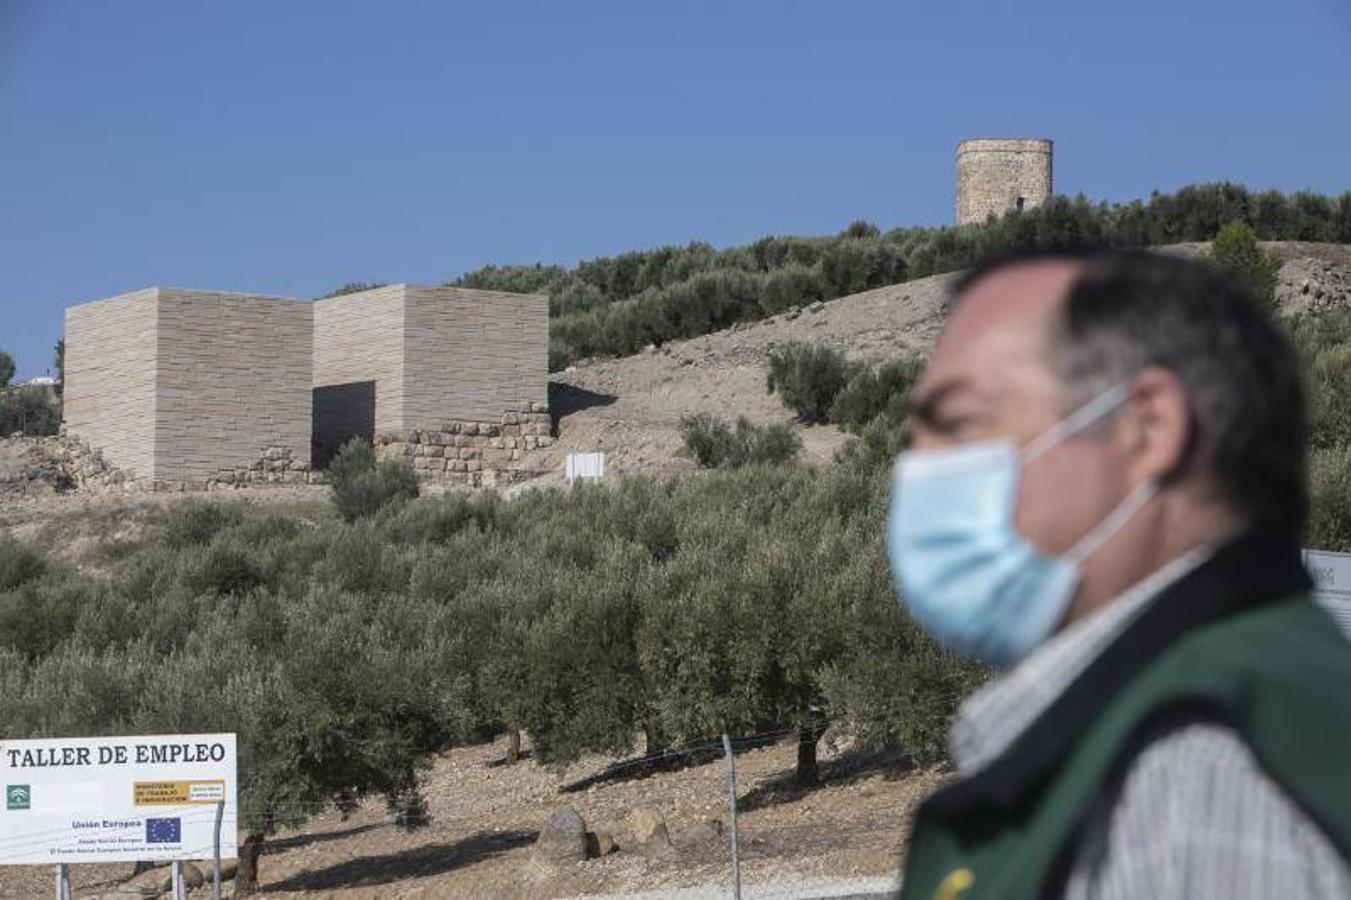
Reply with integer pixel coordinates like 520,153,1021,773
643,722,670,756
235,832,265,896
795,725,822,787
506,728,522,764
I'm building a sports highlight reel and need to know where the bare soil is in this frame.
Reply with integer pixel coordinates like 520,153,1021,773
0,733,942,899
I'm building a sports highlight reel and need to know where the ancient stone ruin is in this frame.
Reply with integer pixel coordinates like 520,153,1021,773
955,137,1053,226
62,284,549,490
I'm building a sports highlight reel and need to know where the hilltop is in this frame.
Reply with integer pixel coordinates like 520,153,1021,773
526,242,1351,485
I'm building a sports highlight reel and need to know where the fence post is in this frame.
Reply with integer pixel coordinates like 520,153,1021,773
721,734,742,900
212,799,225,900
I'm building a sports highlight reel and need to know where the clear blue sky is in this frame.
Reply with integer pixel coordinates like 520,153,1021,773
2,0,1349,380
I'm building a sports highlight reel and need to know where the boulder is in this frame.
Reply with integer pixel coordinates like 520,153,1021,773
535,806,589,864
627,807,676,857
687,818,724,842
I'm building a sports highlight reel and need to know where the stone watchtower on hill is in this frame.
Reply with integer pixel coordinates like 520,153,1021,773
955,137,1053,226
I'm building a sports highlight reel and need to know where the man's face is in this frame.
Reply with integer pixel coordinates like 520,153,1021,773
905,261,1132,559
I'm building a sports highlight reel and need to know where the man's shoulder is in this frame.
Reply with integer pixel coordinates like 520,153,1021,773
1123,719,1275,788
1071,720,1351,899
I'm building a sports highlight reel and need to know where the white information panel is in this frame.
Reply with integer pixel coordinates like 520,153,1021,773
0,733,237,864
1303,548,1351,635
566,452,606,483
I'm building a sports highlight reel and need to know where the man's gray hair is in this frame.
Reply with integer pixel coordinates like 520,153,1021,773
957,249,1308,535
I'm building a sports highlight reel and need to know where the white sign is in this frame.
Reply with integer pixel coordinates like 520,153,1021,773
1303,548,1351,636
0,733,238,864
566,452,606,484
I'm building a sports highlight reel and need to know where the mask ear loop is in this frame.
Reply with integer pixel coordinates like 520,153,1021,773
1018,380,1155,564
1022,382,1131,462
1065,479,1157,564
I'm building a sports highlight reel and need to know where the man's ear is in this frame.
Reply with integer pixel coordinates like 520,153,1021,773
1118,366,1191,484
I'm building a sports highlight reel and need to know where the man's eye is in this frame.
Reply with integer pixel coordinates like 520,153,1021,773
934,414,970,434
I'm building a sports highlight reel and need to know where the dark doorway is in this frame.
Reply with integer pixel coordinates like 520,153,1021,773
313,381,376,468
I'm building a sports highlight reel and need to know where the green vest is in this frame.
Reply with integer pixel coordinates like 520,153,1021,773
900,530,1351,900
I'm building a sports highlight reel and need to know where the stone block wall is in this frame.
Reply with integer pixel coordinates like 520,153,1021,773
376,401,555,486
312,285,407,438
63,282,549,490
64,288,314,487
154,289,313,482
402,286,550,427
956,138,1053,226
63,288,159,477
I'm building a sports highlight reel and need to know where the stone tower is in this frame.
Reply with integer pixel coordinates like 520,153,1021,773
955,138,1053,226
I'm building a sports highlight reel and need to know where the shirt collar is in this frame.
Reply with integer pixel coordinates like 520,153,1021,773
949,547,1213,775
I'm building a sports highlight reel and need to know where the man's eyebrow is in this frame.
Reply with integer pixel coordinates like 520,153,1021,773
909,379,974,426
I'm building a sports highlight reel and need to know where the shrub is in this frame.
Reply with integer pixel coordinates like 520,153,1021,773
319,282,386,299
678,413,802,468
1308,447,1351,552
0,537,45,593
328,438,419,522
161,503,245,549
759,264,826,315
766,343,855,424
1290,309,1351,450
830,358,923,431
0,384,61,436
1207,220,1282,309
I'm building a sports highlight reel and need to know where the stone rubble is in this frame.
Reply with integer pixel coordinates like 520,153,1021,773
1276,258,1351,316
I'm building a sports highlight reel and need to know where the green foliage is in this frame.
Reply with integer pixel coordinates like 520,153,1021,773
54,340,65,399
1290,308,1351,553
759,264,826,315
0,384,61,436
766,342,855,424
161,502,246,549
1207,220,1282,308
1308,447,1351,552
328,438,419,522
0,452,989,852
0,535,45,592
0,350,14,388
841,220,881,239
678,413,802,469
1289,310,1351,451
319,282,387,299
829,358,923,431
449,184,1349,371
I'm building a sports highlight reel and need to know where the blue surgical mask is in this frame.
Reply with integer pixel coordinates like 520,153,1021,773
886,384,1156,667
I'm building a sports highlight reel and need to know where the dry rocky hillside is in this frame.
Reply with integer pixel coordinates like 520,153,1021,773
526,242,1351,485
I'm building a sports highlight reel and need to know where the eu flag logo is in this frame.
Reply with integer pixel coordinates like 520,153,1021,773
146,817,181,844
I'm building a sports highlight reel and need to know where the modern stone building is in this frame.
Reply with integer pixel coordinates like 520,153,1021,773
955,137,1053,225
62,284,549,488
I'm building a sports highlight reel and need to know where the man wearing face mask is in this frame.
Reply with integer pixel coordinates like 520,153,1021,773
888,249,1351,900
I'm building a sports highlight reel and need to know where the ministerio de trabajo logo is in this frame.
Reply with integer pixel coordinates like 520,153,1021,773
5,785,30,811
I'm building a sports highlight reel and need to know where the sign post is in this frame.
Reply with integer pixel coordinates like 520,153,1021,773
0,733,237,877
